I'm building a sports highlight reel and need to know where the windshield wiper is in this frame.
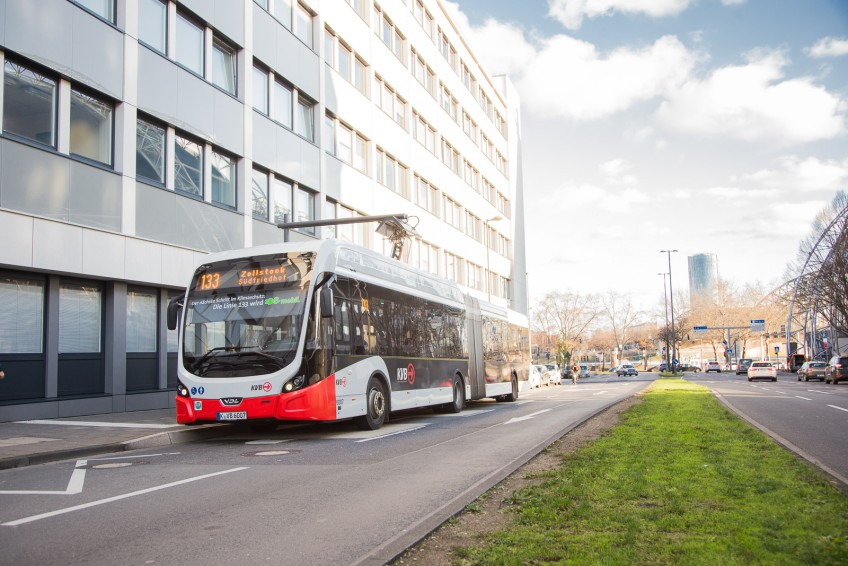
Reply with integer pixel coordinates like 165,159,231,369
192,347,287,372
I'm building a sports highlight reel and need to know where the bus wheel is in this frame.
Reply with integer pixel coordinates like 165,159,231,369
444,375,465,414
356,377,387,430
498,375,519,402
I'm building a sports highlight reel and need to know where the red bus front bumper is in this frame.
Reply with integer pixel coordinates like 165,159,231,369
176,376,337,424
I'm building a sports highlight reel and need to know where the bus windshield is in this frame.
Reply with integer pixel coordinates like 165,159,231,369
182,253,313,378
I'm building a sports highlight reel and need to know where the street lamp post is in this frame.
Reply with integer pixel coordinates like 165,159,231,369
485,216,502,302
661,249,678,371
659,272,670,371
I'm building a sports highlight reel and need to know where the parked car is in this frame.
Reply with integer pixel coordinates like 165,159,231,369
735,359,753,375
561,366,574,380
748,361,777,382
705,360,722,373
616,364,638,377
825,355,848,384
579,365,590,379
677,364,701,373
544,364,561,385
797,361,827,382
528,364,542,389
534,364,550,387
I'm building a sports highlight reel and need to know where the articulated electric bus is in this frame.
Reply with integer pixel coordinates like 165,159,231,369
167,239,530,430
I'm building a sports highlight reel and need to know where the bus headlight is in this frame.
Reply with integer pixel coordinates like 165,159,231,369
177,382,190,398
283,375,306,392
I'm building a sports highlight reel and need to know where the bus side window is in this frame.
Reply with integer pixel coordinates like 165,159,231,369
334,299,351,354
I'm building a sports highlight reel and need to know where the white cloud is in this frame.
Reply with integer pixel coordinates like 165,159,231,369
518,34,697,121
732,156,848,192
547,0,694,30
806,36,848,58
721,0,746,5
600,158,637,184
656,50,846,144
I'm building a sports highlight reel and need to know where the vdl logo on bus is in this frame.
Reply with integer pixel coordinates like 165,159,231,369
397,363,415,385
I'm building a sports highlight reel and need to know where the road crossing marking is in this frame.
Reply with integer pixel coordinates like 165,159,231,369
2,467,248,527
0,460,87,496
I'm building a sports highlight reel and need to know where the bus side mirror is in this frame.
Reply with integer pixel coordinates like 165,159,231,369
167,296,184,330
320,288,333,318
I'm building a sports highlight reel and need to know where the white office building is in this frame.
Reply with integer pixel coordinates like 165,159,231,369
0,0,527,420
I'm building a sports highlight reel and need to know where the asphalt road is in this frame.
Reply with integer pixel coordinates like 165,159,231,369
686,372,848,488
0,378,650,566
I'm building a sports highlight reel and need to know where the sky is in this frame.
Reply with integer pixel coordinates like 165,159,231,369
443,0,848,314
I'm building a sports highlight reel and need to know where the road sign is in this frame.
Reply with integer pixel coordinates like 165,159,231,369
774,346,780,354
693,325,708,334
750,319,765,332
725,348,733,355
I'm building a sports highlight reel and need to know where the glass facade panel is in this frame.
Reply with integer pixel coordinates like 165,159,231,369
273,80,293,128
176,13,204,75
271,177,292,224
138,0,167,53
211,40,237,95
211,150,236,207
3,61,56,146
74,0,114,22
0,276,44,353
295,97,314,141
295,4,313,48
175,134,203,196
127,290,157,353
253,66,269,114
59,284,101,354
70,89,113,166
294,187,314,234
136,118,165,184
252,169,269,219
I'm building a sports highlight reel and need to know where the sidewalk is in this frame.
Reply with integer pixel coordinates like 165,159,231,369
0,409,227,470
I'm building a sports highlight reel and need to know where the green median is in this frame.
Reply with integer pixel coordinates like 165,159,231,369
459,379,848,564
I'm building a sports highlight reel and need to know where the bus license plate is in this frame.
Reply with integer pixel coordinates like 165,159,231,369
217,411,247,421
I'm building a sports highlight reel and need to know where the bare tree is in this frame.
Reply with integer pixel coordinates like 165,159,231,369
600,291,642,356
532,291,601,364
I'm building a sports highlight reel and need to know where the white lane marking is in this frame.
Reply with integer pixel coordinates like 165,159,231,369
429,408,496,418
2,467,249,527
0,460,88,496
355,425,427,442
808,389,833,395
504,409,551,425
828,405,848,413
796,396,813,401
16,420,177,429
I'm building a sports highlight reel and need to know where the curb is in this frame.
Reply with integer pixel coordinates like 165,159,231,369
0,424,228,471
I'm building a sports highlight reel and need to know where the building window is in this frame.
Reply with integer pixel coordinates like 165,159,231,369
70,89,113,166
295,3,314,48
353,134,368,173
175,133,203,196
3,60,56,147
59,284,101,354
323,200,336,239
294,186,315,234
273,79,293,128
254,0,269,9
271,176,292,224
353,57,368,94
253,65,269,114
211,150,236,207
73,0,115,22
295,96,315,141
176,12,204,75
0,276,44,354
138,0,167,54
136,118,165,184
274,0,293,29
127,290,157,353
252,168,269,219
212,39,237,95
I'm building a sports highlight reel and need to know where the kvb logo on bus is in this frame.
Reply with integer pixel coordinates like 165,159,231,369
396,363,416,384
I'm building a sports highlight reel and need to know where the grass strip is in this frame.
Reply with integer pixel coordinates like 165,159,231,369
458,379,848,565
